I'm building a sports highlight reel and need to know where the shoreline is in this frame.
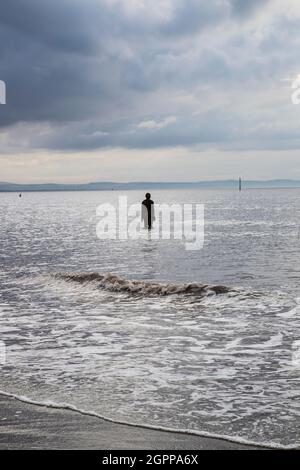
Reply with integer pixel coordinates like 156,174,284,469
0,395,262,450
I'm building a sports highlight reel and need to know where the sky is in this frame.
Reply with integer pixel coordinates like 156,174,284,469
0,0,300,183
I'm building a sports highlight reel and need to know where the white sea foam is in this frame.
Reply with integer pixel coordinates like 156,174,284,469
277,307,299,318
0,390,298,450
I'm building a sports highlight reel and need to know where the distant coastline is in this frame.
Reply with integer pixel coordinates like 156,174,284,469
1,179,300,192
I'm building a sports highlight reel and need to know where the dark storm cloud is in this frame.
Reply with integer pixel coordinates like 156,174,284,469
0,0,123,127
0,0,106,54
0,0,298,154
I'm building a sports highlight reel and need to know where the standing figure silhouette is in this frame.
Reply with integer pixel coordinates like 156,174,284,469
142,193,155,229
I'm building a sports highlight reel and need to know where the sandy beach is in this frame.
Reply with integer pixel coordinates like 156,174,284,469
0,395,261,450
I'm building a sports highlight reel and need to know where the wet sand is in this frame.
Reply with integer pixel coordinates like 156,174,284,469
0,395,261,450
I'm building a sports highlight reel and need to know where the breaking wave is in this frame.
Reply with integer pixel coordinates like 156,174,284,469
53,272,233,296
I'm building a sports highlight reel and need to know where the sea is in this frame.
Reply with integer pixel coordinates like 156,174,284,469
0,188,300,448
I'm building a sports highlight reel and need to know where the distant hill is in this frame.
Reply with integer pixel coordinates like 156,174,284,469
1,180,300,192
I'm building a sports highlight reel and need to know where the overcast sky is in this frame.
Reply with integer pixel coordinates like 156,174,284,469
0,0,300,183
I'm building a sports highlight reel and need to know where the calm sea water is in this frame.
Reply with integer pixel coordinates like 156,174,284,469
1,189,300,447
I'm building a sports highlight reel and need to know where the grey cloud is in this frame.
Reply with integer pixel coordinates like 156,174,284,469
230,0,270,17
6,103,293,153
0,0,299,157
0,0,108,54
160,0,229,36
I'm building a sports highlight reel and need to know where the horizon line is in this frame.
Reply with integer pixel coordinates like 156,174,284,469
2,178,300,186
